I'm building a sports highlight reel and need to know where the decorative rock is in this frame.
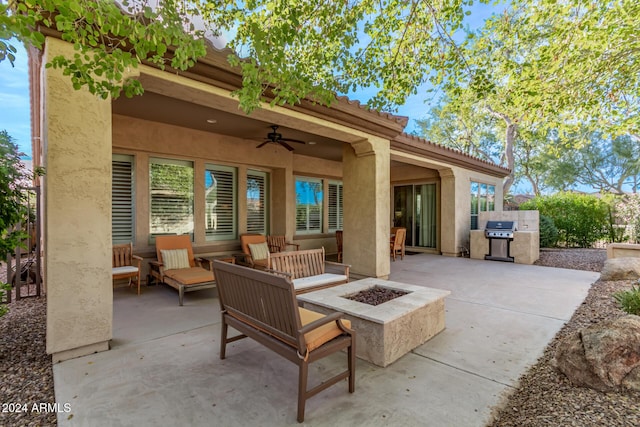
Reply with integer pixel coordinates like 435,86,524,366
555,315,640,391
599,258,640,281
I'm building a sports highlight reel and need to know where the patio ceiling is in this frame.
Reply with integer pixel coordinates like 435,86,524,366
112,91,346,161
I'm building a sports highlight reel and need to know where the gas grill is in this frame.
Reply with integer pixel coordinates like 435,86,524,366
484,220,518,262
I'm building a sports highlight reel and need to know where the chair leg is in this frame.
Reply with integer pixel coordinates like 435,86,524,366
297,361,309,423
220,320,228,359
179,285,184,306
348,340,356,393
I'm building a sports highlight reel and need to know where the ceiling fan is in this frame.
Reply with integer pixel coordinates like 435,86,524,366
256,125,306,151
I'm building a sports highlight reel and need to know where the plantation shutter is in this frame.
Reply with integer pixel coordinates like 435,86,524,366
328,182,343,231
112,155,134,244
149,158,194,238
247,170,268,234
205,165,237,240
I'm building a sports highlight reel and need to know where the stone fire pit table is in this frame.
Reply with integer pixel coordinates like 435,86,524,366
298,278,450,367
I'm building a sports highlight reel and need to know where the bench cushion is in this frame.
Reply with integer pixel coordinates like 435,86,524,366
293,274,348,291
112,266,139,275
299,307,351,352
164,267,214,285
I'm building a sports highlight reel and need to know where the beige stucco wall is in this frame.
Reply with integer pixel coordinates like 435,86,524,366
42,38,113,361
438,168,505,256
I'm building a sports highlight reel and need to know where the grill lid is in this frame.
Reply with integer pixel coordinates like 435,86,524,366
485,221,517,231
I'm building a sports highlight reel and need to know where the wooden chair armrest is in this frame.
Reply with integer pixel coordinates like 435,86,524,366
285,242,300,251
324,261,350,276
132,254,143,269
195,257,213,271
265,268,292,279
149,260,165,275
233,254,254,268
299,311,349,335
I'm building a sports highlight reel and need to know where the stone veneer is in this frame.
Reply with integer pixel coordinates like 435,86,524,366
298,278,450,367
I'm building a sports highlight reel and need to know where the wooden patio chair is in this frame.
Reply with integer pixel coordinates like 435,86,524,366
390,227,406,261
112,243,143,294
235,233,271,269
335,230,343,262
266,235,300,253
153,235,216,306
212,260,355,423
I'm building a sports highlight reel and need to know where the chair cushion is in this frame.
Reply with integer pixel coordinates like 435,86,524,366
161,249,190,270
293,274,348,291
112,266,139,275
164,267,214,285
248,242,270,261
299,307,351,352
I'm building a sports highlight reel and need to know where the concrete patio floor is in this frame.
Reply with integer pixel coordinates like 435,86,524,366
53,254,599,426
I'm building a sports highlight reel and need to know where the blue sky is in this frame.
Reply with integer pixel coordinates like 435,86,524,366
0,5,498,158
0,40,31,158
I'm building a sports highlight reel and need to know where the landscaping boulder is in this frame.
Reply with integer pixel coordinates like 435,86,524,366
600,258,640,281
555,315,640,391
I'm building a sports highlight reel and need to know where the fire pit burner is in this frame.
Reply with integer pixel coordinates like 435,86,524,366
344,286,409,306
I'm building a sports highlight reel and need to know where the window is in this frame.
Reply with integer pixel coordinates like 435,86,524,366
295,177,322,233
205,164,237,240
328,181,343,231
470,181,496,230
149,158,194,239
112,154,134,244
247,170,268,234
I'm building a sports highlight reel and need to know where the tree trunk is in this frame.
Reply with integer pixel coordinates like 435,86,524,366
486,106,517,195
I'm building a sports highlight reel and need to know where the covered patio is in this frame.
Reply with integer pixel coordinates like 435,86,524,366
32,37,509,362
53,255,598,426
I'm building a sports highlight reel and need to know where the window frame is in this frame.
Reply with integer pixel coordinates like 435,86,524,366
295,176,323,235
149,157,194,242
470,180,496,230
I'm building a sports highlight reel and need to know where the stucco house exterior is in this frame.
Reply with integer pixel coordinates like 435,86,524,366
28,34,509,362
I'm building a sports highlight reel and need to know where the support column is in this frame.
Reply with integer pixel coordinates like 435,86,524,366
42,38,114,362
343,138,390,278
439,169,459,257
271,167,295,241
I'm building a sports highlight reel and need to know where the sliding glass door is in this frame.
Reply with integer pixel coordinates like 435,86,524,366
393,184,437,249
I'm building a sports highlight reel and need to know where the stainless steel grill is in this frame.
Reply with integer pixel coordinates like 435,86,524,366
484,221,518,262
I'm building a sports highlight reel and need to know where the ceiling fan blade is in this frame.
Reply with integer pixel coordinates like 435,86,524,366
280,137,306,144
279,141,295,151
256,140,270,148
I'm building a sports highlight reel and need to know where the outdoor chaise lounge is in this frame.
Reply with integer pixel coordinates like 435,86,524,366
212,260,356,423
153,235,216,306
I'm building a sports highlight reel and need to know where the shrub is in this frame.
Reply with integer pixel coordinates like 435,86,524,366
520,192,609,247
539,215,559,248
613,283,640,315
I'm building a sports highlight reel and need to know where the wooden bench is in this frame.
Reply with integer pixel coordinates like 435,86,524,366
267,247,350,294
212,260,356,423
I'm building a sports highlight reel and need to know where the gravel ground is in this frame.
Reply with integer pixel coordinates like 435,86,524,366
490,249,640,426
1,249,638,427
